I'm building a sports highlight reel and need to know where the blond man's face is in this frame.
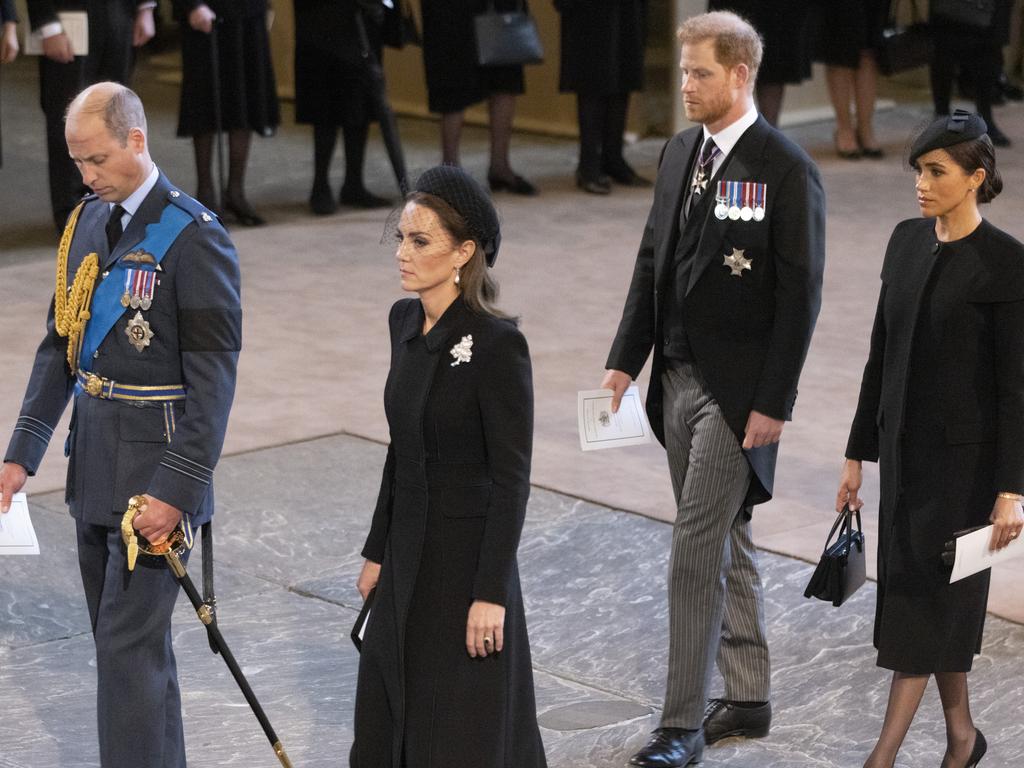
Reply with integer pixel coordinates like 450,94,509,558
679,39,744,128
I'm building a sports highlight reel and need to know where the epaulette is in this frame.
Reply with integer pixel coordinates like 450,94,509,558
165,187,219,225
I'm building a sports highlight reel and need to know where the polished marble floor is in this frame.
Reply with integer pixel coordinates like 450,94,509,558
1,434,1022,768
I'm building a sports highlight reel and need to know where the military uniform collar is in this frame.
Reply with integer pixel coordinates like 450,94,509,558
112,164,160,221
398,295,471,351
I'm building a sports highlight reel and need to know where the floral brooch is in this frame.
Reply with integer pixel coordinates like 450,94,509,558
450,334,473,366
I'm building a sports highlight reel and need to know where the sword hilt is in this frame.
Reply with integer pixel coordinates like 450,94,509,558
274,741,294,768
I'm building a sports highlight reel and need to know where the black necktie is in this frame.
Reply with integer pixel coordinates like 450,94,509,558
106,204,125,252
684,137,721,221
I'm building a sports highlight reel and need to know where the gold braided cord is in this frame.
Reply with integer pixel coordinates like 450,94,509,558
53,202,100,373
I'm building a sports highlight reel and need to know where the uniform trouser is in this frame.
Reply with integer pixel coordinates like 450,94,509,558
659,361,771,729
38,2,134,230
76,521,187,768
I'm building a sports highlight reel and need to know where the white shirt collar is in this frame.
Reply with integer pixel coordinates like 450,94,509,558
702,104,759,164
111,164,160,222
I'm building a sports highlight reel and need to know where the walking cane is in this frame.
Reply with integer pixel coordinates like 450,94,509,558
121,497,294,768
208,20,226,210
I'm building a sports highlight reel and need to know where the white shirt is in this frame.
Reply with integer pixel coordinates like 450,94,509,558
111,164,159,231
702,104,759,178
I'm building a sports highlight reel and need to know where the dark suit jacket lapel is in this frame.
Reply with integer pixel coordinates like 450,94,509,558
101,173,173,271
686,117,771,295
654,130,701,287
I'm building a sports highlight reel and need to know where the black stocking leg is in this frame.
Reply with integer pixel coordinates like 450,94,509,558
863,672,929,768
310,123,338,214
192,133,217,210
223,129,264,225
576,93,605,182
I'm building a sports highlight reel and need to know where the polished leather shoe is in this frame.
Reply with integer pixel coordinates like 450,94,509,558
487,172,538,196
629,728,704,767
603,161,652,187
576,171,612,195
702,699,771,744
964,727,987,767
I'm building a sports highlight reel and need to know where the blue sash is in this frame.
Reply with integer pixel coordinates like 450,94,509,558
79,204,193,372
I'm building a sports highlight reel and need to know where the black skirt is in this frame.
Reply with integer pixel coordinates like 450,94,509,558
709,0,813,85
421,0,525,114
558,0,646,95
814,0,891,68
177,14,280,137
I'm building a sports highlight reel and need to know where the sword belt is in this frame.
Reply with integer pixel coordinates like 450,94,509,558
76,371,186,402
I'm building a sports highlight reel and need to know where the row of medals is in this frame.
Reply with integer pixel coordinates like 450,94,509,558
121,292,152,311
715,200,765,222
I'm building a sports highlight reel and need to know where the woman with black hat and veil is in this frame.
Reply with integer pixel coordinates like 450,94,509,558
349,165,548,768
837,111,1024,768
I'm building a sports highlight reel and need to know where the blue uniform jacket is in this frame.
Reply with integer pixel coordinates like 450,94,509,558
4,172,242,528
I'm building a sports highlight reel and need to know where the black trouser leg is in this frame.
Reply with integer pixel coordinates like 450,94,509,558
576,93,605,180
341,119,370,194
312,123,338,192
601,92,630,174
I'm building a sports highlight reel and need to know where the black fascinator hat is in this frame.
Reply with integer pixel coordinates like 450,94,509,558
908,109,988,167
413,165,502,266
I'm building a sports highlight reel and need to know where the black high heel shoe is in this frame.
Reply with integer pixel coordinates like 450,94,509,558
222,192,266,227
965,728,987,768
487,172,538,196
856,130,885,159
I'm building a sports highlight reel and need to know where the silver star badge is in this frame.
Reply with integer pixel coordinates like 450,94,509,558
691,170,708,195
723,248,752,277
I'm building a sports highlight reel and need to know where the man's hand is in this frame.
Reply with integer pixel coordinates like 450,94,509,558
466,599,505,658
133,7,156,47
600,369,632,414
989,496,1024,551
189,5,217,34
741,410,784,450
356,559,381,600
836,459,863,513
133,494,182,545
0,462,28,513
42,31,74,63
1,21,19,64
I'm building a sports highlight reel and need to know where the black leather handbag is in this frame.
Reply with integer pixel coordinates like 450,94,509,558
876,0,933,76
930,0,996,29
474,1,544,67
804,505,867,607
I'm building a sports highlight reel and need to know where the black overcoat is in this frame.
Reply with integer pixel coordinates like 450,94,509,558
846,218,1024,672
606,117,826,507
351,297,547,768
556,0,646,95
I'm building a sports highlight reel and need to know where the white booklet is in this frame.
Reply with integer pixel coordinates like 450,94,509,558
24,12,89,56
949,524,1024,583
0,493,41,555
578,385,653,451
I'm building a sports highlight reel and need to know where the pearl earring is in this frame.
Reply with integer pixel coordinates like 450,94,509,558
454,267,461,286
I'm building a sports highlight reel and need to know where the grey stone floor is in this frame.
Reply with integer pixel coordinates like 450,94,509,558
2,434,1023,768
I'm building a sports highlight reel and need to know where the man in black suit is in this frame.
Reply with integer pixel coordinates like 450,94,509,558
600,11,825,767
26,0,156,231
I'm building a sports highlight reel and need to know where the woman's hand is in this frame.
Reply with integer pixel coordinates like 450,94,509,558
989,496,1024,551
466,600,505,658
189,4,217,34
836,459,863,513
356,559,381,600
1,22,19,64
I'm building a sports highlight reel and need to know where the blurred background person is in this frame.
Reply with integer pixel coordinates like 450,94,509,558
294,0,391,215
1,0,18,170
556,0,649,195
931,0,1014,147
708,0,814,127
420,0,537,195
26,0,156,231
815,0,888,159
351,165,547,766
839,112,1022,768
174,0,280,225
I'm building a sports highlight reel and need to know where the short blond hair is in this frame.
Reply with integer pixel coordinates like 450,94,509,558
678,11,763,86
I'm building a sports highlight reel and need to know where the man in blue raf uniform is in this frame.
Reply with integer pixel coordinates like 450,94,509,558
0,81,241,768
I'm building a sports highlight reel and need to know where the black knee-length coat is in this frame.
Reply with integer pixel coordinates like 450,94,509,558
846,218,1024,673
556,0,646,95
351,297,547,768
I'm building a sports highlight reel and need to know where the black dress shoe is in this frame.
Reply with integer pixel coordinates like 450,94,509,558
987,123,1011,148
602,161,653,187
576,171,612,195
702,699,771,744
998,74,1024,102
309,183,338,216
339,185,392,209
964,728,987,768
222,193,266,227
487,172,539,196
629,728,704,767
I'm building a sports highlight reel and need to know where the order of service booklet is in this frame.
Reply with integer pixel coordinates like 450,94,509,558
0,493,41,556
577,385,653,451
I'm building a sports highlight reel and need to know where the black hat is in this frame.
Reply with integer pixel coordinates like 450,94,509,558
909,110,988,166
413,165,502,266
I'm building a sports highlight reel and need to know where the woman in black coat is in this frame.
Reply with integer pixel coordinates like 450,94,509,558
0,0,18,169
556,0,648,194
838,112,1024,768
420,0,537,195
294,0,390,215
351,165,547,768
174,0,280,225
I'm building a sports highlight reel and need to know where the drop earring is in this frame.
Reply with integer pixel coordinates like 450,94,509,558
454,267,461,286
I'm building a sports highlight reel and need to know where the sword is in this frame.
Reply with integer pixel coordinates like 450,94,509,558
122,497,294,768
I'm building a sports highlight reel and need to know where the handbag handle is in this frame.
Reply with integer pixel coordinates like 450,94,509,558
824,504,862,554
